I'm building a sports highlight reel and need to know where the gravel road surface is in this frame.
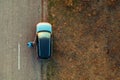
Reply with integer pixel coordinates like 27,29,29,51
0,0,43,80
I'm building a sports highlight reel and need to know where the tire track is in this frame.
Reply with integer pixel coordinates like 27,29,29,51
40,0,49,80
41,0,48,22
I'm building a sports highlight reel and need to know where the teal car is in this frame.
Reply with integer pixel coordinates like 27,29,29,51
27,22,53,59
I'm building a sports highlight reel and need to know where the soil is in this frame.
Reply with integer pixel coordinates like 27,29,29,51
47,0,120,80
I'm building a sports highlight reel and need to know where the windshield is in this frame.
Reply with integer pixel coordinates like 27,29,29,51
38,32,50,38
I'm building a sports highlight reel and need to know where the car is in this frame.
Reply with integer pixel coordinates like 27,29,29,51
27,22,53,59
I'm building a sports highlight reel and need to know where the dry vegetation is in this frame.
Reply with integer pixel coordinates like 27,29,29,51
47,0,120,80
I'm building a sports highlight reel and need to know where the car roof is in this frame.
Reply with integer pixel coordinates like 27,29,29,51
38,37,51,58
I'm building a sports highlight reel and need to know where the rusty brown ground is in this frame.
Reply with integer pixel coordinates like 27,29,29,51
47,0,120,80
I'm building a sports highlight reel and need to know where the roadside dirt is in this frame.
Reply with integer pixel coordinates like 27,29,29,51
47,0,120,80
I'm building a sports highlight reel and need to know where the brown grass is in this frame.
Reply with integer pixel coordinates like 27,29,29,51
47,0,120,80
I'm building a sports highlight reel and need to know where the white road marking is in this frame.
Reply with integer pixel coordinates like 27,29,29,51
18,43,20,70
